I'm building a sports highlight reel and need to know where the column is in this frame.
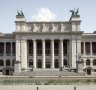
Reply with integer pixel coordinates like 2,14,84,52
33,39,36,68
21,39,27,70
90,42,92,55
60,39,64,67
42,39,45,68
51,39,54,68
4,42,6,55
84,42,85,55
84,59,86,68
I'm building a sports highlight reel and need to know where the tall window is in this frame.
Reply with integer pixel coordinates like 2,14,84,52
45,40,50,56
0,60,4,66
54,40,59,56
37,41,42,55
37,59,42,68
54,59,59,68
6,42,11,55
29,59,33,68
64,59,67,66
28,40,33,55
12,42,15,55
46,59,50,68
92,42,96,55
85,42,90,55
86,59,90,66
81,42,84,54
93,59,96,66
6,60,10,66
0,42,4,55
63,41,67,55
12,59,15,66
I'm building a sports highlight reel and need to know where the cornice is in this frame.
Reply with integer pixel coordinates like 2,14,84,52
13,31,83,35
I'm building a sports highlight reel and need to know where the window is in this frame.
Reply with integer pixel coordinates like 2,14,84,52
37,41,42,55
28,40,33,55
63,41,67,55
0,60,4,66
81,42,84,54
54,59,59,68
64,59,67,66
85,42,90,55
45,40,50,55
6,42,11,55
92,42,96,55
93,59,96,66
37,59,42,68
6,60,10,66
29,59,33,68
54,40,59,56
86,59,90,66
12,42,15,55
0,42,4,55
46,59,50,68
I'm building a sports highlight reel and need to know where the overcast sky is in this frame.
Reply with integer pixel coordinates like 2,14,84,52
0,0,96,33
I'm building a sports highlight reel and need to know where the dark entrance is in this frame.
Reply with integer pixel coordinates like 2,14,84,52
37,59,42,68
54,59,59,68
6,69,9,75
46,59,50,68
87,68,91,75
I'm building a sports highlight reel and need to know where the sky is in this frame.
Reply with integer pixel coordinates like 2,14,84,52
0,0,96,33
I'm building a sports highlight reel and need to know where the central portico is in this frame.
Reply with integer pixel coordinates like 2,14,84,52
14,11,83,74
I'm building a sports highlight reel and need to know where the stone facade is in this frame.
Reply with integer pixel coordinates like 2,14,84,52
0,12,96,76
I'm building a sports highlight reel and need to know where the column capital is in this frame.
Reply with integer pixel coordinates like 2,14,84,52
51,38,54,41
60,38,64,41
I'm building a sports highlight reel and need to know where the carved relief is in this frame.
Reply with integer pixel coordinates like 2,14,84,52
16,25,21,31
42,23,51,32
33,23,41,32
52,23,59,32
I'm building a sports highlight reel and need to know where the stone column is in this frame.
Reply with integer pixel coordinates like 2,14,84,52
51,39,54,68
84,42,85,55
42,39,45,68
60,39,64,67
90,42,92,55
84,59,86,68
21,39,27,70
33,39,37,68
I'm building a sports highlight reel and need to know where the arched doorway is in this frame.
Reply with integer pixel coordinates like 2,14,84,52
86,67,91,75
46,59,50,68
29,59,33,68
37,59,42,68
63,59,67,67
54,59,59,68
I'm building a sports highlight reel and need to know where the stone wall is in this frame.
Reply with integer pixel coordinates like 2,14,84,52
0,85,96,90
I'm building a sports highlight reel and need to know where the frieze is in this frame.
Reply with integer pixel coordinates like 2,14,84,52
17,22,71,32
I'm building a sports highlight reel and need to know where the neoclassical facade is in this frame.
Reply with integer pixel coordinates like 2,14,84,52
0,11,96,76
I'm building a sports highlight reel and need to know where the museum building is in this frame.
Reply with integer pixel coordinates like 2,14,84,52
0,10,96,76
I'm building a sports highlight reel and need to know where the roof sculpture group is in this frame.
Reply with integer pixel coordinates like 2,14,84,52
17,10,24,16
70,8,79,15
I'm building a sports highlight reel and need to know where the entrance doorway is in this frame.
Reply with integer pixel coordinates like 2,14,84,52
6,69,9,75
86,68,91,75
37,59,42,68
46,59,50,68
